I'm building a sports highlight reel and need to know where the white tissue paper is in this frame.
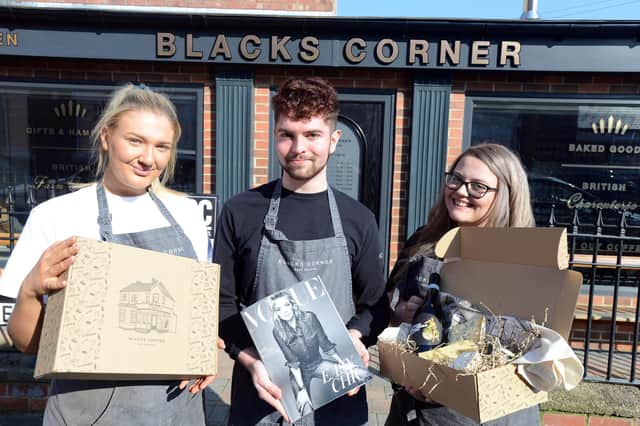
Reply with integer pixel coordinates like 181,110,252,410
513,324,583,391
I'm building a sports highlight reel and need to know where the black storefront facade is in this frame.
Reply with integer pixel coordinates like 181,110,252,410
0,6,638,393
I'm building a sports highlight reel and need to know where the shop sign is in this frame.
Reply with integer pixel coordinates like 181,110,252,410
0,303,13,326
156,33,521,68
188,194,218,242
327,118,363,200
4,23,640,72
0,32,17,48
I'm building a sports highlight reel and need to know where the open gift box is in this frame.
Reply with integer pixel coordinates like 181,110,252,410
378,227,583,423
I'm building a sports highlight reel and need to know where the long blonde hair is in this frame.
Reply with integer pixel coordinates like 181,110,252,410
90,84,182,193
405,143,535,259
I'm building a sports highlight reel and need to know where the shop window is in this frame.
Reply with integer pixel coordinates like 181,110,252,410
467,99,640,229
0,82,202,265
467,97,640,287
0,82,201,219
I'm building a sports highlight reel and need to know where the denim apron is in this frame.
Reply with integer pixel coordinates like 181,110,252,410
43,182,205,426
229,180,368,426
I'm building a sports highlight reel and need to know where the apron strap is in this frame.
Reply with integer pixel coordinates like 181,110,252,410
264,179,345,239
96,182,189,242
263,180,282,231
326,186,345,239
96,182,114,241
147,189,188,238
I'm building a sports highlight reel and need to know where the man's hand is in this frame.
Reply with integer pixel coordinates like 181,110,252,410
346,329,369,397
237,347,290,423
348,329,369,368
392,296,424,324
405,385,434,404
179,338,225,394
296,388,313,414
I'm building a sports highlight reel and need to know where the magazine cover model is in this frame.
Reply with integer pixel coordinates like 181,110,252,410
241,276,372,423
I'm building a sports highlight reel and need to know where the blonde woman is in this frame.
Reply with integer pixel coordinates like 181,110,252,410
1,84,217,425
385,144,539,426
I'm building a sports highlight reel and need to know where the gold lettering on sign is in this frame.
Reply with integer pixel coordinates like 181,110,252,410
344,38,366,64
151,32,523,69
239,35,262,60
186,34,203,59
500,41,521,66
209,35,231,60
270,36,292,61
375,38,399,64
0,33,18,47
471,40,490,65
582,182,627,192
156,32,176,57
299,36,319,62
439,40,461,65
408,40,429,65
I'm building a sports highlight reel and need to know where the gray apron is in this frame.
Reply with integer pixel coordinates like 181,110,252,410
43,182,205,426
229,180,368,426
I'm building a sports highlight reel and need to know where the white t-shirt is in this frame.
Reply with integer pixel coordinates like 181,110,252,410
0,184,209,298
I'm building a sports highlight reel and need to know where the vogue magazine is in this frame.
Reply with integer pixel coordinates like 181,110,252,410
241,276,372,423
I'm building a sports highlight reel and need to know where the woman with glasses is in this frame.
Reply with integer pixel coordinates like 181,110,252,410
384,143,538,426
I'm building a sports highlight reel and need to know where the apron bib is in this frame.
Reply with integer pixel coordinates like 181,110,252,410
229,180,367,426
44,183,205,426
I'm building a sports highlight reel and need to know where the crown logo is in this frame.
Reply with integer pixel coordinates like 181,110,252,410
591,115,629,135
54,100,87,118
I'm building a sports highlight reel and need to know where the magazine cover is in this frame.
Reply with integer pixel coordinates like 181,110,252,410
241,276,372,423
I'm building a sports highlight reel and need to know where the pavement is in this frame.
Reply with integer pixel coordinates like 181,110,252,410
204,346,394,425
0,347,394,426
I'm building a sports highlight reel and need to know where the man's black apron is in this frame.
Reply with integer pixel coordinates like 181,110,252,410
43,182,205,426
229,180,368,426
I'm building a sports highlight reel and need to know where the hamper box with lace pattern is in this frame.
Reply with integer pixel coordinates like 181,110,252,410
378,227,583,423
34,237,219,380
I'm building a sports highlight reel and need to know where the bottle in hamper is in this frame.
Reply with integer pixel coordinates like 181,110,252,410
408,272,446,352
399,256,428,301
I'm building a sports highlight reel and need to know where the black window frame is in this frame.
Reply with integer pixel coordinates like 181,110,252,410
0,80,204,193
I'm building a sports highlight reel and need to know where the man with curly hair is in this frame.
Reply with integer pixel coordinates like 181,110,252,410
215,77,389,425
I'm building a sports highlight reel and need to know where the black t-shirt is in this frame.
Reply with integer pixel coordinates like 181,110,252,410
214,180,390,356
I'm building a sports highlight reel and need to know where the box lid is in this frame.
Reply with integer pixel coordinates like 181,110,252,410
435,227,570,269
434,227,582,339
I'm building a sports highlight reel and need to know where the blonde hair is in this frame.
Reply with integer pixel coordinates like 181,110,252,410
406,143,535,256
90,84,182,193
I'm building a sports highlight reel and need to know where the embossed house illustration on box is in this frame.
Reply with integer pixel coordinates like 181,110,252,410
119,279,178,334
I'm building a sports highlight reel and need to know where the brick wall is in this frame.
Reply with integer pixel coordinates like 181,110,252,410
11,0,336,13
570,292,639,352
542,413,640,425
0,382,48,413
0,353,48,414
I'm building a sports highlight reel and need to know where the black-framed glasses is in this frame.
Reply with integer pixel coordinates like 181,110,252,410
444,172,497,199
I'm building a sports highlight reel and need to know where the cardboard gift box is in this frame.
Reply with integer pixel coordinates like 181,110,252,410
378,227,583,423
34,237,220,380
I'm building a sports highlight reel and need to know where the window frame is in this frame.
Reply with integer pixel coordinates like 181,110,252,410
463,92,640,150
0,80,204,193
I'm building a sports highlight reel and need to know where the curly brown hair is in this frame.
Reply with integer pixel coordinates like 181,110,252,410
272,77,339,127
